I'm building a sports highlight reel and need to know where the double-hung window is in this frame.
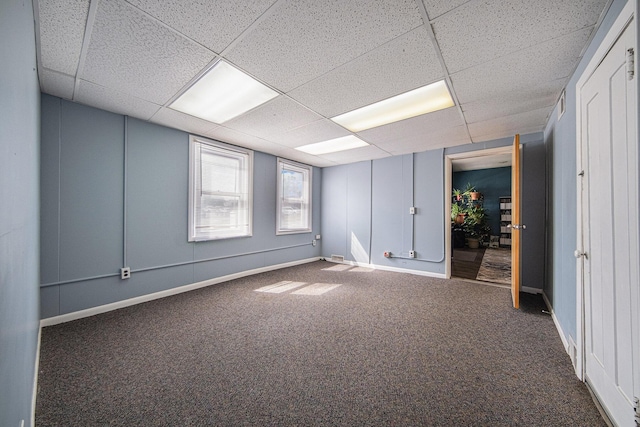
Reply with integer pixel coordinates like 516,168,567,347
277,158,312,234
189,136,253,241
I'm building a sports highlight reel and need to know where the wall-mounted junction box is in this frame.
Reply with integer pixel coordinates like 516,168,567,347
383,251,391,258
409,250,416,258
409,207,416,215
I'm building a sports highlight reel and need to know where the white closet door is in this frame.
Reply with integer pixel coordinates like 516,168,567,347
580,21,639,427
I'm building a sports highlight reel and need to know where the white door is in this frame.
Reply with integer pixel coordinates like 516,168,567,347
579,21,639,427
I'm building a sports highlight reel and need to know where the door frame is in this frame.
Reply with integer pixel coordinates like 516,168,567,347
444,145,513,279
574,0,637,382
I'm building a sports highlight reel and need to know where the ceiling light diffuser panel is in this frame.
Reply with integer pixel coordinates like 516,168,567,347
295,135,369,155
170,60,279,124
331,80,455,132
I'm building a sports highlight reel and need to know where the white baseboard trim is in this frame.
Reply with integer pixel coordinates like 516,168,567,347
542,291,571,355
521,286,543,294
40,257,321,327
325,258,447,279
31,325,41,427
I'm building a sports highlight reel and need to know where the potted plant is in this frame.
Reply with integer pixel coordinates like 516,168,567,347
463,205,490,248
465,182,481,201
453,188,463,201
451,202,466,224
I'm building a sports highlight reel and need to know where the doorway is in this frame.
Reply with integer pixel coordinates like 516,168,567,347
445,147,512,286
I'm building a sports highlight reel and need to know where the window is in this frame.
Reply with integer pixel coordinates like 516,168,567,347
189,136,253,241
277,158,312,234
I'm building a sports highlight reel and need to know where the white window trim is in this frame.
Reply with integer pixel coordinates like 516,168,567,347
188,135,253,242
276,158,312,235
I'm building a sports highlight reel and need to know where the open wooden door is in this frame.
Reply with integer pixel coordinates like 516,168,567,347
511,134,522,309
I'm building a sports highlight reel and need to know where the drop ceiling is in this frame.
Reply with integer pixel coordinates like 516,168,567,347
34,0,610,167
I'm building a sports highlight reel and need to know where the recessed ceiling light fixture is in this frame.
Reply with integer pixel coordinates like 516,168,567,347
330,80,454,132
295,135,369,155
170,60,278,124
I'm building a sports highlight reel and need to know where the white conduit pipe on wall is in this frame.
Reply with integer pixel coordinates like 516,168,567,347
389,153,445,263
40,242,314,288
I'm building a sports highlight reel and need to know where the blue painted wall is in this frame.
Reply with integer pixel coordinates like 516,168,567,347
0,1,41,426
543,0,629,343
452,167,511,236
320,161,373,264
322,150,446,274
321,135,545,290
40,96,322,317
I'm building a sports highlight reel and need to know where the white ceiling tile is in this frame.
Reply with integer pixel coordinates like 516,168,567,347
467,107,549,142
452,153,512,172
37,0,90,75
33,0,612,167
80,0,215,105
422,0,470,20
452,28,592,105
125,0,277,53
204,125,289,153
319,145,391,164
39,69,75,100
378,125,471,155
280,150,339,167
202,126,337,167
272,119,351,148
225,0,424,92
223,96,323,140
461,91,557,124
433,0,608,72
288,26,444,117
75,80,161,120
150,108,219,135
356,108,471,154
471,125,544,143
357,107,468,148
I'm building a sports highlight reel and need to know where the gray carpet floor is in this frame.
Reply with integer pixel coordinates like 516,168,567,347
36,261,605,426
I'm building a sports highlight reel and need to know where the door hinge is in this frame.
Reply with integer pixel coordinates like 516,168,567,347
627,48,635,80
634,396,640,426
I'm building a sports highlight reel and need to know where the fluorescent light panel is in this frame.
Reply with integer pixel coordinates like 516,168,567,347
295,135,369,155
170,61,278,124
331,80,454,132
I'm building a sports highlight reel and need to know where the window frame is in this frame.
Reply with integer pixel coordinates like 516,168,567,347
188,135,253,242
276,158,312,235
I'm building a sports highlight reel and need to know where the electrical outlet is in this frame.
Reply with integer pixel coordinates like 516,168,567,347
409,250,416,258
120,267,131,280
312,239,317,246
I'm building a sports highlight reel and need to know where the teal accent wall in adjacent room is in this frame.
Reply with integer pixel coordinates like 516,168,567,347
452,167,511,236
0,1,41,426
39,96,322,318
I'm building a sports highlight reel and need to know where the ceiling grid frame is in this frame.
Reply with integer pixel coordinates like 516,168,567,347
33,0,612,166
